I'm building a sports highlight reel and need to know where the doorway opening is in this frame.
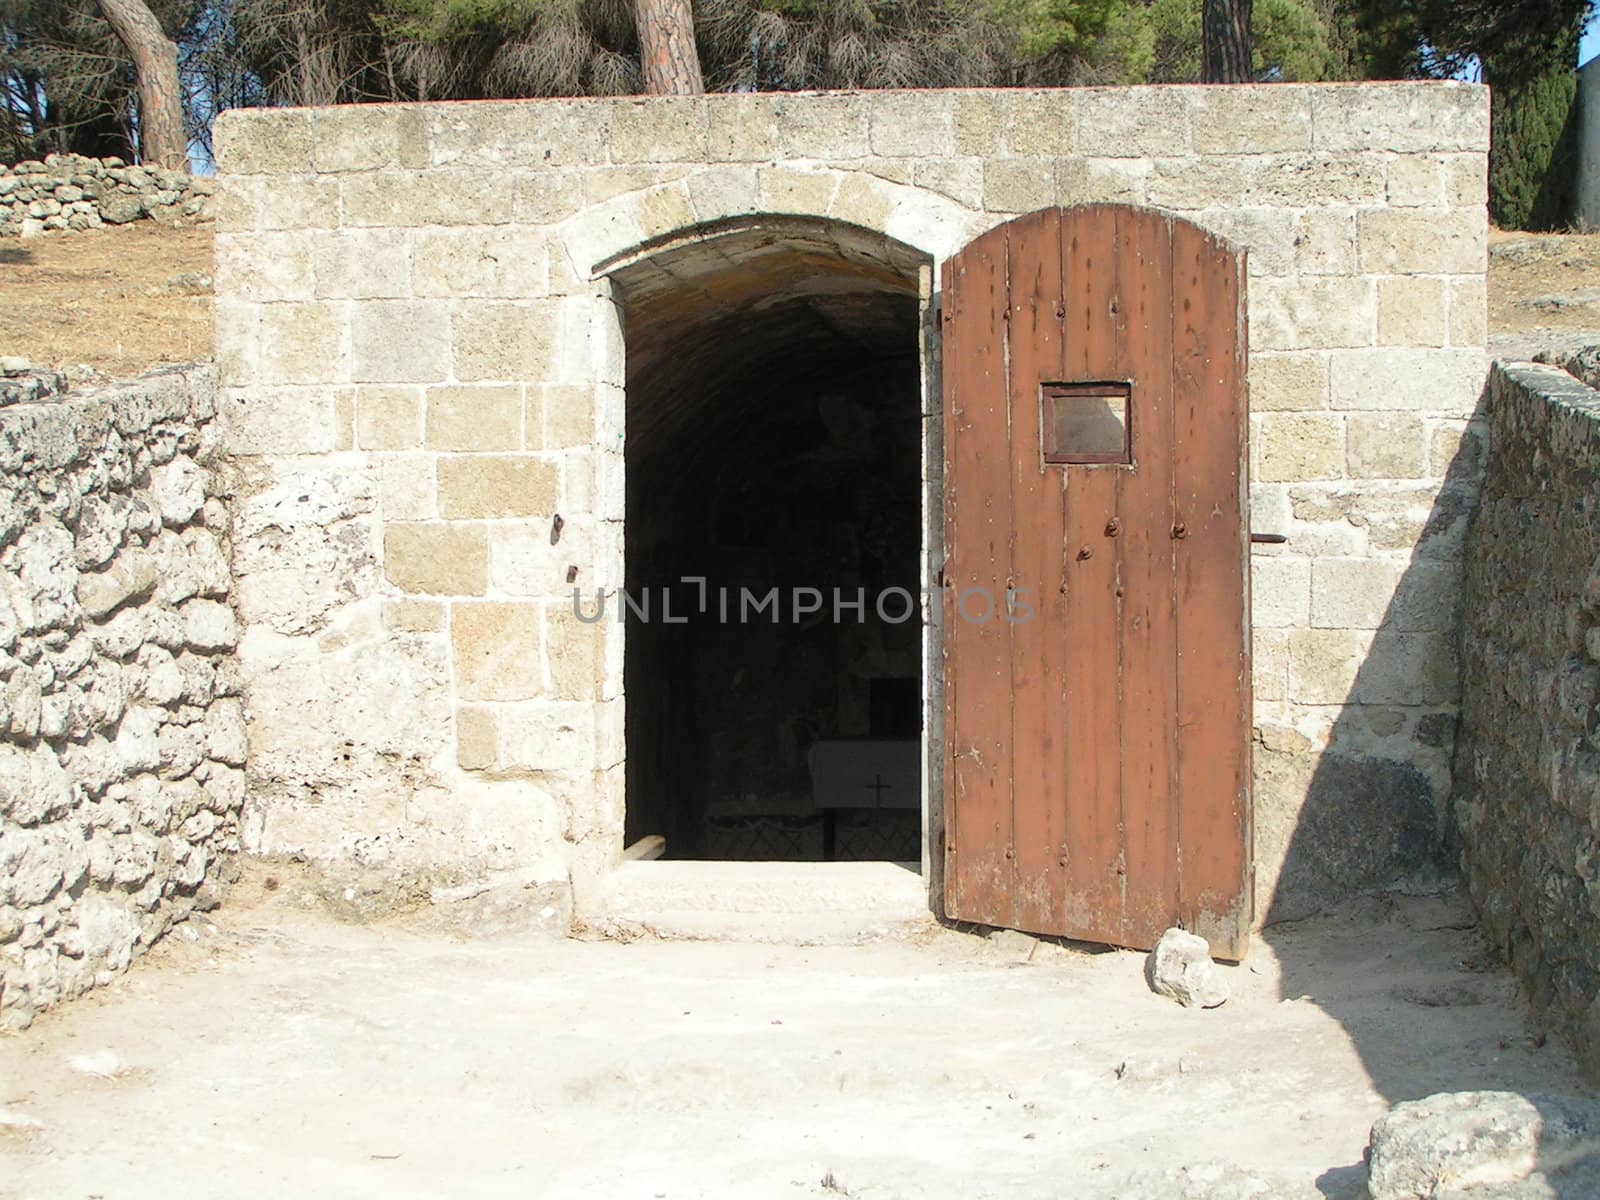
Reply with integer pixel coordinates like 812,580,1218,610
610,217,931,864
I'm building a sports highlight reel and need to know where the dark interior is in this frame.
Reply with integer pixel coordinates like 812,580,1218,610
615,218,928,861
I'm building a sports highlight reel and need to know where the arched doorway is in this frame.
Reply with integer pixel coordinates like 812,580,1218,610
609,217,935,865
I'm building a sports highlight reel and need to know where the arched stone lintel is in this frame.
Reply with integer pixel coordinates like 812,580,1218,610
553,165,990,282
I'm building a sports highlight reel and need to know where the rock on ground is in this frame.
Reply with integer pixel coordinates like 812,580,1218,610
1365,1090,1600,1200
1146,927,1230,1009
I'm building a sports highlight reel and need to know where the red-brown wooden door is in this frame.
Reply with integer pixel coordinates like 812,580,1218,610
940,204,1252,959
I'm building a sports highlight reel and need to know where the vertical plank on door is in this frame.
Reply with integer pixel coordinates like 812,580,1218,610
1116,208,1181,946
1171,220,1253,960
1006,209,1069,934
942,229,1015,924
1057,205,1127,942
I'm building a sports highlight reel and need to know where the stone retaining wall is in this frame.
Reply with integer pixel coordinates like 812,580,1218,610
0,365,243,1031
0,154,213,237
1454,360,1600,1078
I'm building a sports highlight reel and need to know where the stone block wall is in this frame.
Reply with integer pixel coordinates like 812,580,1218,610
0,365,244,1030
1454,360,1600,1078
211,84,1490,922
0,154,213,237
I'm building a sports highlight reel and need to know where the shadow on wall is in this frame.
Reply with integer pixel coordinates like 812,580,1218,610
1253,376,1594,1195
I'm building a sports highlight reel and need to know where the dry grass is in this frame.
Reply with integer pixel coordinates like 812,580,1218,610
0,223,1596,383
0,224,214,379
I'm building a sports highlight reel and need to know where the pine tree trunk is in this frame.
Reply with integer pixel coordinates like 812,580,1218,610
637,0,704,95
95,0,188,171
1202,0,1254,84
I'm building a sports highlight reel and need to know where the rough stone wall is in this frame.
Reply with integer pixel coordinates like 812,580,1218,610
1453,360,1600,1078
0,154,213,238
211,84,1490,922
0,365,244,1031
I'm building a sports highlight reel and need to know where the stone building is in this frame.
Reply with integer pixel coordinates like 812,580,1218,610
209,83,1491,944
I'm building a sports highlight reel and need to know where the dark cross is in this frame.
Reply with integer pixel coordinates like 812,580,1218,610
865,774,890,805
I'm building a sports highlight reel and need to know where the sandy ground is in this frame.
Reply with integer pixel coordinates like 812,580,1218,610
0,225,212,378
0,877,1588,1200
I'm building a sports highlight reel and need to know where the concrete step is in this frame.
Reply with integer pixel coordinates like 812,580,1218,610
600,860,934,943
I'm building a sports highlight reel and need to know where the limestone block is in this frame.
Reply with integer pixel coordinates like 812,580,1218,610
1258,413,1345,483
983,160,1053,214
773,93,871,158
757,166,840,216
1254,629,1290,703
512,172,585,225
911,159,983,209
257,303,346,386
1377,276,1447,348
1190,88,1312,155
1289,627,1373,704
378,455,437,522
218,388,348,456
1447,277,1487,347
312,106,400,174
1446,153,1489,208
452,601,544,701
1354,631,1457,705
868,90,953,157
1386,154,1446,207
356,386,423,451
451,301,558,382
635,185,695,242
1250,278,1374,352
1387,560,1460,633
545,604,605,701
1310,557,1403,629
1310,83,1489,153
686,166,759,222
610,97,708,163
495,701,599,773
1428,420,1487,481
1328,349,1487,414
707,96,778,162
537,384,596,451
828,174,895,231
489,520,591,597
1292,209,1357,276
455,704,497,771
351,300,450,385
1249,351,1329,412
1053,158,1146,206
1252,557,1311,628
425,385,522,452
341,171,511,228
436,455,559,520
1077,88,1191,157
214,232,312,303
311,229,411,300
383,598,443,633
213,108,311,175
429,102,609,170
258,176,339,231
383,523,487,596
1346,413,1427,479
1358,208,1486,276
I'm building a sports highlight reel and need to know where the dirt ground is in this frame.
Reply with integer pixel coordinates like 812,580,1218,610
2,224,1600,380
0,871,1588,1200
0,226,212,379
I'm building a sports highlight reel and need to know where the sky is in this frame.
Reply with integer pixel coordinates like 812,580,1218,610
1585,19,1600,68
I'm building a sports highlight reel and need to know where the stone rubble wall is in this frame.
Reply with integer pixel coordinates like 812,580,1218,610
1453,360,1600,1079
0,364,244,1031
0,154,213,238
211,84,1490,923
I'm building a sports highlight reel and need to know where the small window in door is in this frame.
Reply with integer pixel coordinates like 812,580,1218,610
1041,382,1132,465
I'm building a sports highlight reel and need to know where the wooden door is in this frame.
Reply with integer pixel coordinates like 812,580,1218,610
940,205,1251,959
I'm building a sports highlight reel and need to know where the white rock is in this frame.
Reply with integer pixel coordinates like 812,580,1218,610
0,356,29,377
1146,927,1230,1009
